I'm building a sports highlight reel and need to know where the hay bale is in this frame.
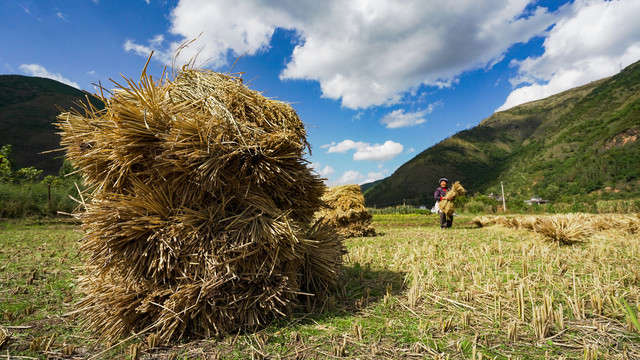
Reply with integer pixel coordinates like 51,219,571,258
56,65,345,342
439,181,466,220
317,184,375,238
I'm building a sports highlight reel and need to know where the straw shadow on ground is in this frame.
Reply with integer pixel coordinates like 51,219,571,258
279,263,407,328
337,263,406,308
230,264,407,332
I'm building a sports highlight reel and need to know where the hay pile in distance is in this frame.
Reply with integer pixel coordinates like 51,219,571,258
439,181,466,220
56,62,345,342
317,184,375,238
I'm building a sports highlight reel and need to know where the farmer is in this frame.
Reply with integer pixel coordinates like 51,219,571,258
434,178,453,228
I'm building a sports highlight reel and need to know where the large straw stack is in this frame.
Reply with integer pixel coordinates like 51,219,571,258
439,181,466,220
56,64,345,342
317,184,375,238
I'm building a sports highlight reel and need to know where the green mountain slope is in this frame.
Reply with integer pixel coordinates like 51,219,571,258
0,75,102,174
364,60,640,207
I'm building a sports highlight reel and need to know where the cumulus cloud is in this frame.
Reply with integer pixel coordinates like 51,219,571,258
128,0,563,109
336,170,363,185
353,141,404,161
498,0,640,111
325,139,403,162
19,64,79,88
310,162,335,178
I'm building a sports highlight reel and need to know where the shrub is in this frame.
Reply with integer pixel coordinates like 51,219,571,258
464,200,492,214
0,180,80,218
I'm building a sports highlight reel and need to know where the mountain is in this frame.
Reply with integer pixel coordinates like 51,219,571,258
0,75,103,174
364,60,640,207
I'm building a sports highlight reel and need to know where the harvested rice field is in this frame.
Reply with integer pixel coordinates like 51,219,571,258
1,212,639,359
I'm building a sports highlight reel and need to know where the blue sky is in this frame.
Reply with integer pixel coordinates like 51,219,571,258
2,0,640,185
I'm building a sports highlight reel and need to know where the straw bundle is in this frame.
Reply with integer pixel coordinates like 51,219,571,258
317,184,375,238
472,216,496,228
439,181,466,220
533,213,593,244
519,216,540,231
588,214,617,231
623,214,640,234
56,65,345,342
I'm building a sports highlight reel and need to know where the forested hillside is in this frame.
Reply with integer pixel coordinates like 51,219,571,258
0,75,102,174
364,60,640,207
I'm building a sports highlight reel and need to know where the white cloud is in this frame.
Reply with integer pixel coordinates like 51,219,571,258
353,141,404,161
19,3,31,14
336,170,363,185
130,0,564,109
325,139,403,162
319,165,334,177
19,64,79,88
279,1,561,109
380,101,442,128
56,11,69,22
380,109,427,128
310,162,335,180
326,140,368,154
498,0,640,111
124,35,169,62
364,169,389,183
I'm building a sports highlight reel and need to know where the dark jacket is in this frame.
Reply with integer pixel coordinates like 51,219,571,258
434,186,448,202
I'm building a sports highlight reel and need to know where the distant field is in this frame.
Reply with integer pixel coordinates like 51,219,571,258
1,214,639,359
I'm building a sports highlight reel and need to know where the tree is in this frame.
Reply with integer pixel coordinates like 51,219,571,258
16,167,43,182
1,144,14,181
42,175,63,211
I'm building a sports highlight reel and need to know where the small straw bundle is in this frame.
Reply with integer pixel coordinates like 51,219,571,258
622,214,640,234
317,184,375,238
439,181,466,220
533,213,593,244
56,62,345,342
472,216,497,228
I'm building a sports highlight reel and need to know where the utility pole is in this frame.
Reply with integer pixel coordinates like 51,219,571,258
501,181,507,212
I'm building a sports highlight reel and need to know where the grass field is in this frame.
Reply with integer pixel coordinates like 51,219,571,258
1,213,639,359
